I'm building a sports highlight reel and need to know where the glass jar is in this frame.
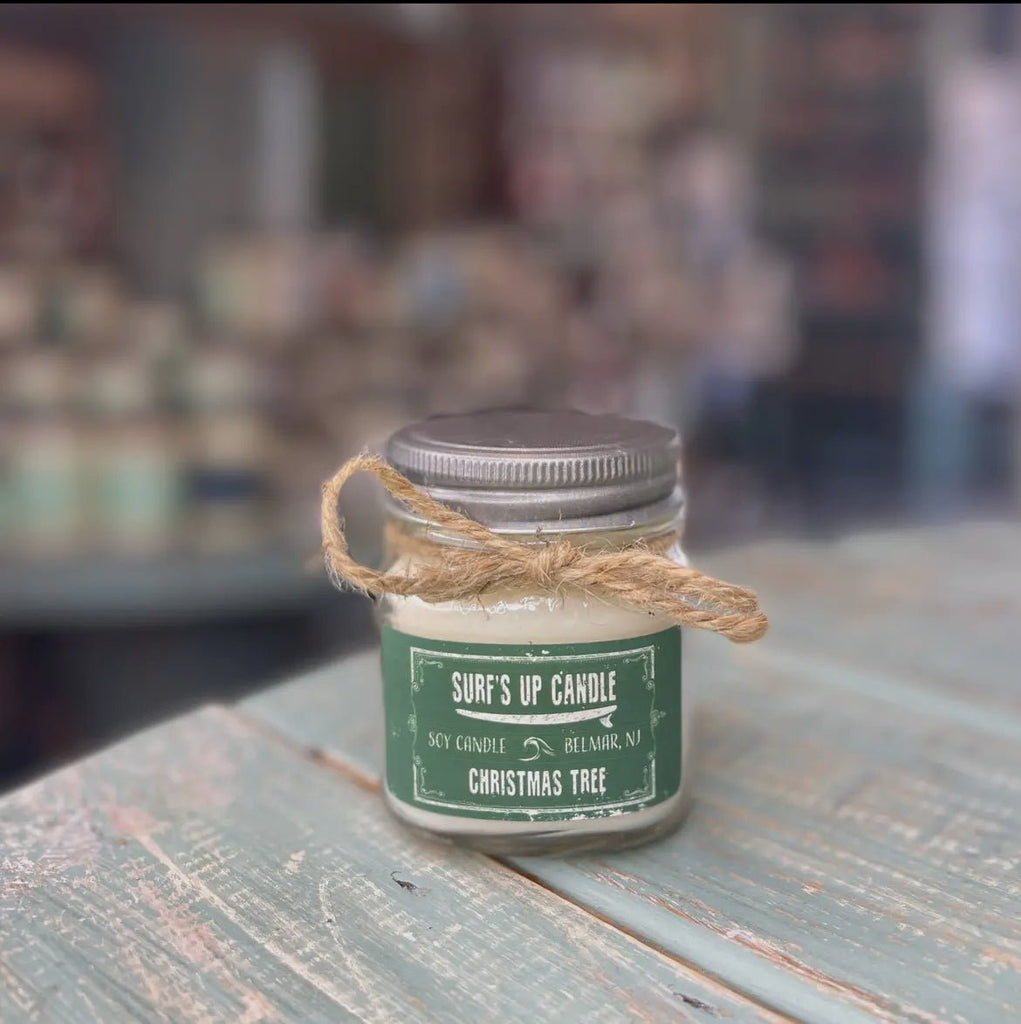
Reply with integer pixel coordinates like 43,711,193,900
376,410,691,855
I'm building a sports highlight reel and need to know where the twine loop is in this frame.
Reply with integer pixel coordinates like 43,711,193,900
321,453,768,643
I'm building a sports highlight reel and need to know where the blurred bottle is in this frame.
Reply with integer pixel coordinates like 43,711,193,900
48,265,124,348
0,267,42,346
3,352,82,558
85,356,181,556
181,347,275,553
197,235,316,343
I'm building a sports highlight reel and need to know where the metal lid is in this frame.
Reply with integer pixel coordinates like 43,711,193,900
385,410,682,533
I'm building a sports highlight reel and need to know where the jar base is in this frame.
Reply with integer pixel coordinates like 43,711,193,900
382,786,691,856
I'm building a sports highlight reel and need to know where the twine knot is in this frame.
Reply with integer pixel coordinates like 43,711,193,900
530,541,581,588
321,453,768,644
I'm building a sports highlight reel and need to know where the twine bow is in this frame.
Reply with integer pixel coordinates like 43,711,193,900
321,453,768,643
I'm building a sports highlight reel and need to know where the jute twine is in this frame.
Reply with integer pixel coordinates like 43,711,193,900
321,453,768,643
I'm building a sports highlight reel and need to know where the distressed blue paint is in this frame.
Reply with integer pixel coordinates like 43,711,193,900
246,523,1021,1022
0,708,770,1023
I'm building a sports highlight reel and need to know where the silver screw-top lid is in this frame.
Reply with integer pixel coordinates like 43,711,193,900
385,410,682,533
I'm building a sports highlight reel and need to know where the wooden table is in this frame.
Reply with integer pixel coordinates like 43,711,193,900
3,521,1020,1023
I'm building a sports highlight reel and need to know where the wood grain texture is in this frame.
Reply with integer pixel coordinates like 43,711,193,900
706,520,1021,719
0,706,780,1024
245,560,1021,1024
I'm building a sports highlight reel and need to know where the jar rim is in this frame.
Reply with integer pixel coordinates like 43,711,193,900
383,486,684,537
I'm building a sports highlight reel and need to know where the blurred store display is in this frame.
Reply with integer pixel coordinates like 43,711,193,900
0,12,796,565
1,3,1018,787
0,221,795,563
0,7,804,576
754,5,928,520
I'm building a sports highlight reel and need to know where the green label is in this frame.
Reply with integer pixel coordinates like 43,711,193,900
381,626,681,822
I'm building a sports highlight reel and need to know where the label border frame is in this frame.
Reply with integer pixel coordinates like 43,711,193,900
408,642,658,817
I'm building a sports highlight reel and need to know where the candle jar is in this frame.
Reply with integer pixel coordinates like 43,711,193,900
376,410,691,855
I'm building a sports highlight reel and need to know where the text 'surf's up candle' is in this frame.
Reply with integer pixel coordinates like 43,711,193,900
322,410,767,855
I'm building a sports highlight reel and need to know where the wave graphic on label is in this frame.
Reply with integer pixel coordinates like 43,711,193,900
519,736,556,761
455,705,617,728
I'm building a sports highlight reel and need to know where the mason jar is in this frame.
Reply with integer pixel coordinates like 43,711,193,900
375,410,691,855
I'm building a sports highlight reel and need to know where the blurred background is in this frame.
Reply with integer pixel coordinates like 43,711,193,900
0,4,1018,788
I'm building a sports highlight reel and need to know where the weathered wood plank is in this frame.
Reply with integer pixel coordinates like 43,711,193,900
246,656,383,777
0,706,782,1024
704,520,1021,718
245,629,1021,1023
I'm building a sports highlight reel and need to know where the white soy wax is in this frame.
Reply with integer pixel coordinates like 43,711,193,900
380,568,691,851
373,411,692,856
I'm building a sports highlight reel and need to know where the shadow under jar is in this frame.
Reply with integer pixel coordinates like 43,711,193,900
376,410,691,855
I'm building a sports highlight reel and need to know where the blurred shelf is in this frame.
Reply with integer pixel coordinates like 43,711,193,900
0,549,337,628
